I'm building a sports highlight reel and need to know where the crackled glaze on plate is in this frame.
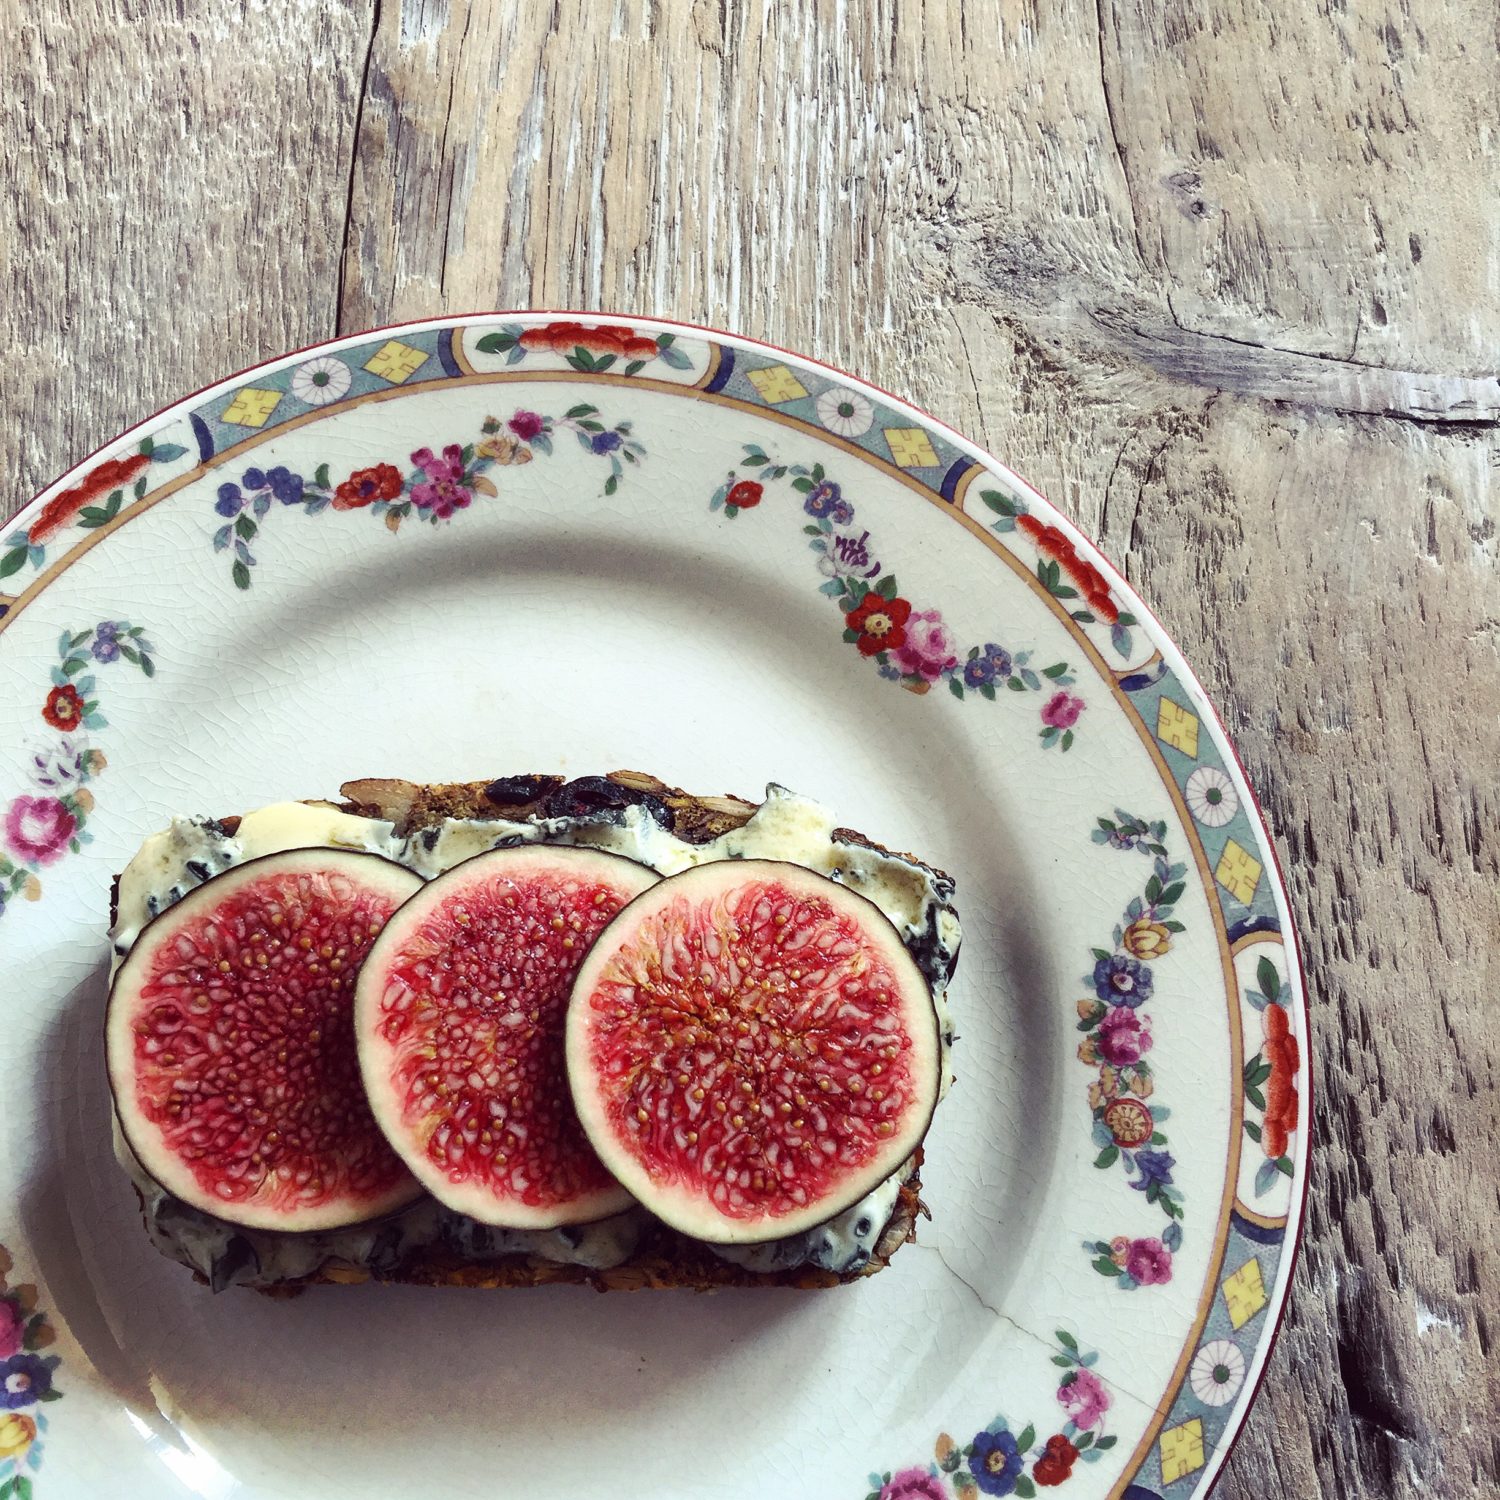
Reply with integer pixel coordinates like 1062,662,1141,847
0,315,1308,1500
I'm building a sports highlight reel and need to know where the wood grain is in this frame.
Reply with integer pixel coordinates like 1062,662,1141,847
4,2,1497,1496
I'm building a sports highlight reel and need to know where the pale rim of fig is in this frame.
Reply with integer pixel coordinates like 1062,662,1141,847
106,847,428,1234
565,857,942,1246
354,842,658,1230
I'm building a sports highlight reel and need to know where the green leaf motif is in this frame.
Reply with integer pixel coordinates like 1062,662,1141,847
0,547,29,578
949,677,965,699
1017,1423,1036,1452
1094,1145,1119,1169
232,560,251,590
1257,956,1282,1003
980,488,1021,517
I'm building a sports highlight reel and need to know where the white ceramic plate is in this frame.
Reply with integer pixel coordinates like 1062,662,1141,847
0,315,1308,1500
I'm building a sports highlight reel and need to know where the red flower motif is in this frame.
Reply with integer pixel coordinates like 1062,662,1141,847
1017,513,1119,625
517,321,658,360
726,480,763,510
332,463,404,511
846,593,913,656
1262,1002,1300,1159
1033,1434,1080,1487
42,684,85,731
1104,1096,1154,1147
28,452,151,544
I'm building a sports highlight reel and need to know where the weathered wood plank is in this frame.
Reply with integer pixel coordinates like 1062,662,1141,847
0,0,373,509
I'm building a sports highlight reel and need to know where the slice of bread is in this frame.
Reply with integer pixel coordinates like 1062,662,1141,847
120,772,952,1292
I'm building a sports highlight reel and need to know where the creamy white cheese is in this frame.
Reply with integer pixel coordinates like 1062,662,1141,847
110,787,960,1287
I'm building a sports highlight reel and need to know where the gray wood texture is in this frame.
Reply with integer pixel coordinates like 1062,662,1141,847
3,3,1496,1496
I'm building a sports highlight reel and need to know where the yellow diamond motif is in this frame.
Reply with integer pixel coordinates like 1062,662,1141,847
1156,698,1200,757
220,388,282,428
746,365,808,404
1222,1256,1268,1329
1159,1418,1206,1485
884,427,940,468
363,339,429,384
1215,839,1263,905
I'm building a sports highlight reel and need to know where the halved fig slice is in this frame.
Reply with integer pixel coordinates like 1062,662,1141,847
355,844,656,1228
566,859,940,1244
106,848,426,1233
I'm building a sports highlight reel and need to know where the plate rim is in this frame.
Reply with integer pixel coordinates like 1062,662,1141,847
0,310,1312,1500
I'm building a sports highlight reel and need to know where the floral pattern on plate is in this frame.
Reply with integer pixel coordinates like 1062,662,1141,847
1,439,188,581
1241,957,1299,1195
0,621,156,921
0,1242,64,1498
867,1332,1118,1498
710,449,1085,745
209,406,643,589
978,492,1140,659
1076,810,1188,1287
472,321,695,376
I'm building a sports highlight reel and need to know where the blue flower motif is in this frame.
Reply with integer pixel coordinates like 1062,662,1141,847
969,1428,1023,1495
877,663,903,681
265,466,304,505
803,479,843,519
242,467,267,490
1132,1148,1175,1190
830,496,855,525
1093,952,1153,1007
2,1352,58,1409
91,623,121,664
1107,828,1141,851
590,430,623,455
963,656,996,688
214,483,243,518
982,643,1013,679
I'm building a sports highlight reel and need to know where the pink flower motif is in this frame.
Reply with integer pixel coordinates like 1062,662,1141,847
4,796,77,866
508,410,544,441
410,476,474,519
878,1469,947,1500
0,1298,24,1360
409,444,474,518
1125,1237,1173,1285
411,443,465,481
1097,1007,1153,1066
1041,691,1084,729
889,609,959,682
1057,1365,1111,1429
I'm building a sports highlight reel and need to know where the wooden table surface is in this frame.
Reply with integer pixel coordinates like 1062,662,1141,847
4,4,1496,1497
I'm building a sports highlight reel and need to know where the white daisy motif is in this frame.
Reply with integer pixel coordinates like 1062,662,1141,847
290,356,353,407
1189,1339,1246,1407
1185,765,1239,827
815,386,875,438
